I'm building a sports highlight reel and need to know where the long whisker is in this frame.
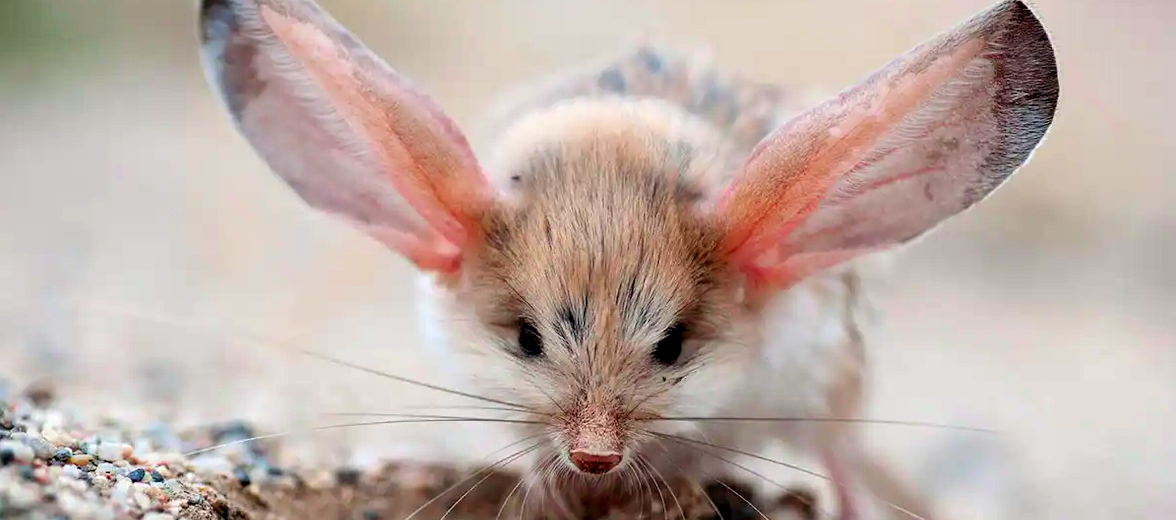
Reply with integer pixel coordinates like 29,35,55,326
401,436,543,520
437,445,541,520
545,452,574,520
649,432,827,486
717,480,771,520
636,455,669,520
518,450,551,520
523,373,571,417
641,458,662,520
30,298,534,411
116,407,540,450
184,418,503,457
495,467,530,520
650,440,725,520
319,412,543,425
643,437,766,520
622,383,675,421
642,455,685,520
293,348,531,411
391,404,549,415
649,432,827,518
639,416,997,434
527,453,559,520
629,456,653,517
649,432,929,520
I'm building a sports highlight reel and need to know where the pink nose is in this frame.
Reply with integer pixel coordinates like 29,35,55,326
569,450,622,474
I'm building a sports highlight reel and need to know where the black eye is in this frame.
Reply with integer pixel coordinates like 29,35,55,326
518,320,544,358
652,323,686,366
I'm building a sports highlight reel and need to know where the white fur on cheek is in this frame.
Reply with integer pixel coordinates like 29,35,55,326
413,274,550,412
702,271,857,451
414,274,450,361
754,276,849,415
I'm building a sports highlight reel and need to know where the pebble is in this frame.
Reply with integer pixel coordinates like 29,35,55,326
133,490,153,510
62,464,82,478
96,462,117,475
151,469,165,482
96,442,125,461
0,439,35,464
336,466,362,485
7,483,40,508
234,466,252,487
53,447,73,462
128,467,146,482
27,436,55,459
112,478,132,504
41,426,77,447
145,485,167,501
142,513,176,520
164,479,184,495
92,475,113,490
69,453,93,466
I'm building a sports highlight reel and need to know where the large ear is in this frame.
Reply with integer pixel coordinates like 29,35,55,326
198,0,491,272
716,0,1058,286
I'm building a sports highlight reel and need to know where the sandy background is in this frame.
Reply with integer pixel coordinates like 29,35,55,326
1,0,1173,519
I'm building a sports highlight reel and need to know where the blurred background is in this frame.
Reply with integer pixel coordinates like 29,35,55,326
0,0,1172,518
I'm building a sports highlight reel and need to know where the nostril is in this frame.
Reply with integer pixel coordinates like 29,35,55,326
569,450,622,474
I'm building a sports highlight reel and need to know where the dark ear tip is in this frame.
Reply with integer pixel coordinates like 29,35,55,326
199,0,227,17
970,0,1059,194
198,0,239,44
994,0,1060,121
199,0,239,29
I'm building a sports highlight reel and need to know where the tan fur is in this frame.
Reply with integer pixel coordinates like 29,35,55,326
458,97,747,456
423,83,885,515
407,47,924,519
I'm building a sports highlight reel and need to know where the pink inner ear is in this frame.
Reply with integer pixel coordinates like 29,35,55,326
721,38,985,254
260,5,490,271
265,8,475,239
716,33,999,287
362,225,463,273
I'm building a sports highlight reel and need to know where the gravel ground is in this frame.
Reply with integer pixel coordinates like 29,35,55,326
0,381,818,520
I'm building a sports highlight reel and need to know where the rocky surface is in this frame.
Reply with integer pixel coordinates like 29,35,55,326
0,382,817,520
